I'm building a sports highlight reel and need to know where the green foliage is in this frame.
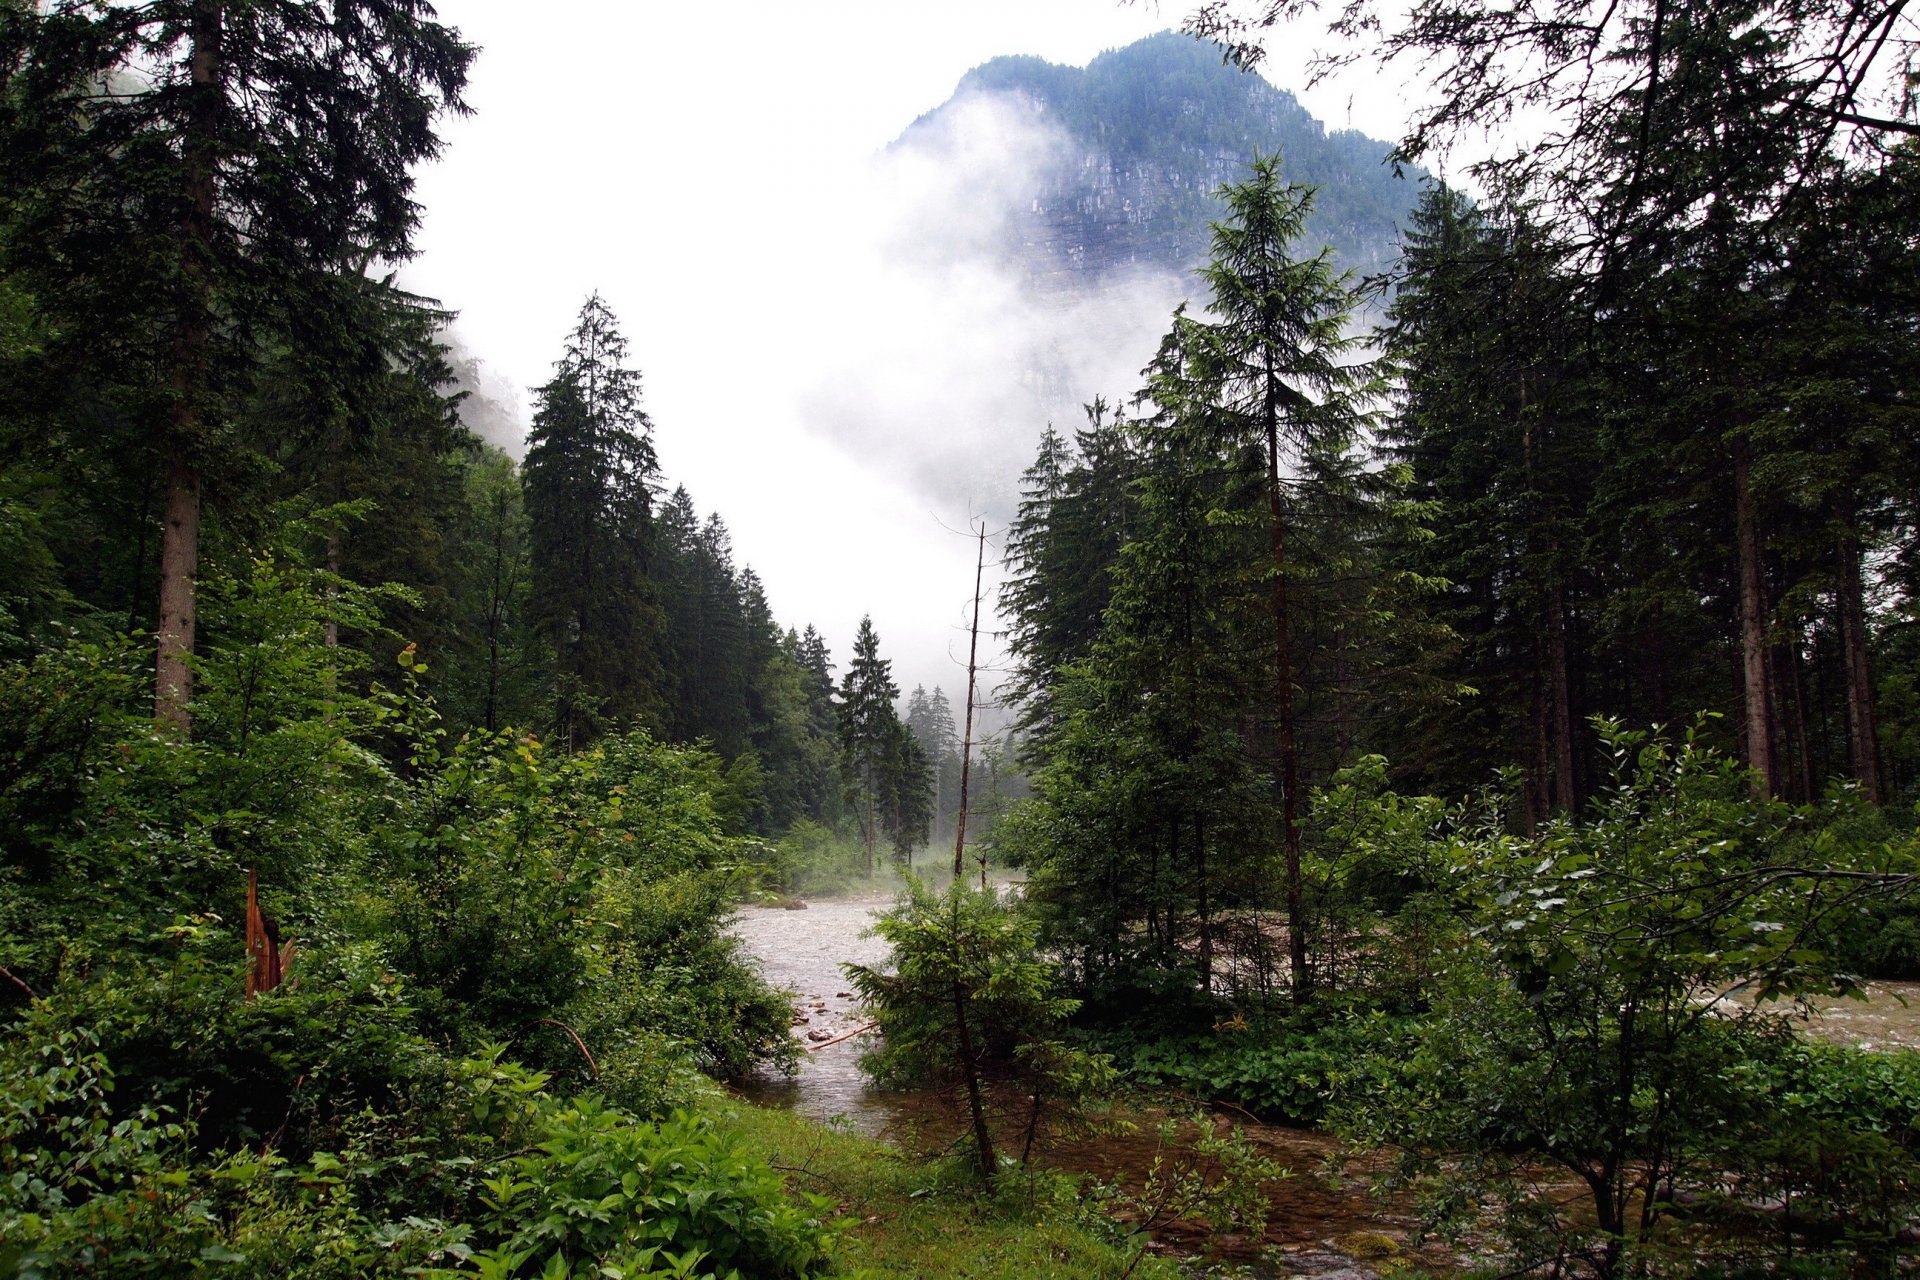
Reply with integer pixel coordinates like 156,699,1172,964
581,867,796,1089
1300,755,1458,1004
847,879,1117,1178
427,1102,838,1280
1105,1119,1292,1274
1718,1038,1920,1268
0,1028,835,1280
1121,1010,1422,1125
523,294,664,744
1330,723,1920,1275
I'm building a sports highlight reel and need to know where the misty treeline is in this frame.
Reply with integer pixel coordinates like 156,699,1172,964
0,5,937,1277
0,0,957,865
996,0,1920,1012
973,0,1920,1269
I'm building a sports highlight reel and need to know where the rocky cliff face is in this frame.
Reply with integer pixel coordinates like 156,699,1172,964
898,31,1421,290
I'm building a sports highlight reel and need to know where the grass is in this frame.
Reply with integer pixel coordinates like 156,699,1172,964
714,1099,1186,1280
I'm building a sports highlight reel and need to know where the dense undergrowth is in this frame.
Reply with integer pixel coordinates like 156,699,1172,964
0,559,827,1279
9,556,1920,1280
1007,734,1920,1277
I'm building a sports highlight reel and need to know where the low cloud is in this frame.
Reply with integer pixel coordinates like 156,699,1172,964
790,89,1191,519
441,327,528,458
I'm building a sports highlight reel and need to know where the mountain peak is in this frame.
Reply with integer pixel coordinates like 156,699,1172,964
903,31,1420,286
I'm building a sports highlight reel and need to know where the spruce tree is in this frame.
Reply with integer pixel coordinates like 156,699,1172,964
837,615,900,876
0,0,473,730
1179,153,1382,1001
522,294,662,745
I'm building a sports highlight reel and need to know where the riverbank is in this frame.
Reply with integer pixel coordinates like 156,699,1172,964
730,885,1920,1277
716,1099,1187,1280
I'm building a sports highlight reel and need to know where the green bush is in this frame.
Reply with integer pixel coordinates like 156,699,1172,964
1720,1037,1920,1267
0,1031,835,1280
432,1101,838,1280
1121,1008,1421,1125
574,867,795,1095
13,937,449,1158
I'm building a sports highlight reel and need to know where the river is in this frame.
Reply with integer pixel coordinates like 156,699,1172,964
727,888,1461,1276
728,889,1920,1277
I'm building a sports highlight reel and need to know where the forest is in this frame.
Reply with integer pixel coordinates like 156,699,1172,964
2,1,1918,1279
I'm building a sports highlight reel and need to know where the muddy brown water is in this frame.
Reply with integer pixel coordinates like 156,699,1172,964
727,893,1920,1277
727,891,1461,1276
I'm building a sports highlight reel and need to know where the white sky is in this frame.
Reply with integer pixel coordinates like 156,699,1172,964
406,0,1415,704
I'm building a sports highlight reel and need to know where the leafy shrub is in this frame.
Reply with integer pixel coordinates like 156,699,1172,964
575,867,795,1094
1331,723,1920,1277
1119,1007,1420,1125
847,879,1117,1181
9,934,450,1159
1720,1037,1920,1267
427,1100,838,1280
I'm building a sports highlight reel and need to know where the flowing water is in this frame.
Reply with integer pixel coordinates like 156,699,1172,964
727,891,1920,1277
729,890,898,1134
728,890,1463,1277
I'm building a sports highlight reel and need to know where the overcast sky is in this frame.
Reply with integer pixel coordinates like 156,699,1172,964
406,0,1414,705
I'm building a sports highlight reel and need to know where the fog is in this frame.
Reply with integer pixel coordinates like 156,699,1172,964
405,1,1399,709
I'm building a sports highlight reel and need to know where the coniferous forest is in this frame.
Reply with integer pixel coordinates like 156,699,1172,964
3,2,1920,1279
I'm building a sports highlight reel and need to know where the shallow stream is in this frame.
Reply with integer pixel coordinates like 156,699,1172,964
727,890,1920,1277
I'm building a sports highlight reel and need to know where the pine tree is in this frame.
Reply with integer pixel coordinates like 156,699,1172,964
881,719,934,864
0,0,473,730
1001,401,1138,755
838,615,900,876
1381,186,1605,819
790,625,845,827
1178,153,1383,1001
442,446,541,734
522,294,663,745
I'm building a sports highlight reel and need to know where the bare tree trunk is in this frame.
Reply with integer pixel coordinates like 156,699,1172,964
952,980,996,1185
1195,812,1212,995
1266,420,1308,1005
954,522,985,878
155,453,202,732
1777,630,1813,804
1835,498,1885,803
1529,658,1551,837
1545,581,1578,812
1732,433,1777,797
155,0,223,733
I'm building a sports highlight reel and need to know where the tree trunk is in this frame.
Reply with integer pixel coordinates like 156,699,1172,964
155,453,202,732
155,0,224,733
1529,658,1551,837
1545,580,1578,812
1266,420,1308,1005
1834,501,1885,803
863,760,876,877
954,522,985,878
1777,631,1813,804
323,532,340,650
1195,812,1212,995
1732,433,1777,797
952,980,996,1184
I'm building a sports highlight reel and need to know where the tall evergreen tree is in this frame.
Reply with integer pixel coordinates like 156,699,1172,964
1001,401,1138,756
0,0,473,731
522,294,662,745
1175,153,1383,1000
1381,185,1605,820
837,615,900,876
